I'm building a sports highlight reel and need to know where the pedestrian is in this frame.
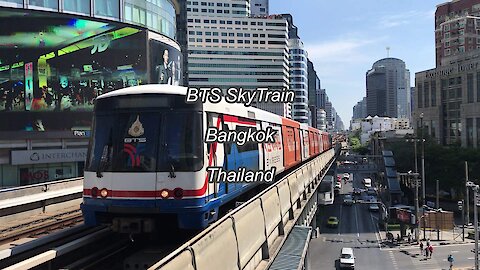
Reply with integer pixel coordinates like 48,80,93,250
428,245,433,258
397,234,401,243
448,254,454,270
425,246,429,258
419,241,424,254
427,238,430,247
407,233,411,244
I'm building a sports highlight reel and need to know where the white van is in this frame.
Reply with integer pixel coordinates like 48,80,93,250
339,247,355,269
363,178,372,188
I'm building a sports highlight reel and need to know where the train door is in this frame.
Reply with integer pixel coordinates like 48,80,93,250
262,122,284,173
205,112,225,201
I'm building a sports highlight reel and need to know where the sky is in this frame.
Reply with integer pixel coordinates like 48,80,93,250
270,0,441,128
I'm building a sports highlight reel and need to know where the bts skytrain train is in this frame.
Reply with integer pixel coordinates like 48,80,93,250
81,85,331,232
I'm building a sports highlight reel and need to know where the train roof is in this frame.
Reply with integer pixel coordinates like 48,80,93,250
97,85,187,99
96,84,324,133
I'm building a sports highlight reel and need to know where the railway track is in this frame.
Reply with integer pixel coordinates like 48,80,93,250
0,210,83,246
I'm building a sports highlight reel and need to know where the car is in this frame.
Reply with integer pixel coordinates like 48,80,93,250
327,216,339,228
343,194,354,206
367,188,376,196
335,182,342,190
363,178,372,188
369,204,380,212
353,188,362,195
343,173,350,179
339,247,355,269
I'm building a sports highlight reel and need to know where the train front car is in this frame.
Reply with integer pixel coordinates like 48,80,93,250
81,85,209,233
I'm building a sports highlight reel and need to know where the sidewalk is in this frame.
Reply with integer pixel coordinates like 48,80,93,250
378,227,474,248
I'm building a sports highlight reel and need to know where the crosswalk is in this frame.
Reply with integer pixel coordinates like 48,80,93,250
388,249,472,270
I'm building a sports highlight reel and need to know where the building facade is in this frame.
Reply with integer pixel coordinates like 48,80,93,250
435,0,480,66
250,0,268,16
352,97,367,119
366,58,411,119
0,0,182,187
186,0,291,117
415,50,480,147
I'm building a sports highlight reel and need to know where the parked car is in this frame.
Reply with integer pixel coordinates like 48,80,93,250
367,188,376,196
353,188,362,195
343,173,350,179
339,247,355,269
327,216,339,228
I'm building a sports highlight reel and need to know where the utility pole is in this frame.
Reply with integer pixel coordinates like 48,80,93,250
466,181,479,270
420,113,425,204
436,179,440,241
467,161,470,225
414,172,420,242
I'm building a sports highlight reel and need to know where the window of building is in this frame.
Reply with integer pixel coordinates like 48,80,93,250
224,3,229,7
217,9,222,13
459,46,465,52
468,73,474,103
431,81,437,107
201,9,207,12
193,8,198,12
224,10,230,14
189,38,195,42
417,83,423,108
477,118,480,146
196,31,202,35
227,21,233,25
467,118,474,147
229,33,234,37
206,38,211,42
205,32,211,36
221,39,227,43
445,41,450,47
192,1,198,5
195,19,201,23
229,40,234,43
64,0,90,14
29,0,58,9
94,0,119,18
444,24,450,31
445,32,450,39
209,9,214,13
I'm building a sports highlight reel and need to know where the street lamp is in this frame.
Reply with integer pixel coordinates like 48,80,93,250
420,112,425,205
466,181,479,270
405,135,419,174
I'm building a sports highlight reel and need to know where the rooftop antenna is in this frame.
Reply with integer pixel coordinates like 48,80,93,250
386,46,390,58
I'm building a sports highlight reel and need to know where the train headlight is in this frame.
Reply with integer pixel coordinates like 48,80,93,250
173,188,184,199
160,189,169,199
100,188,108,198
91,187,99,198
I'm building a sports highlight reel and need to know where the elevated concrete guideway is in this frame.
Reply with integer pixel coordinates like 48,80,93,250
148,147,339,270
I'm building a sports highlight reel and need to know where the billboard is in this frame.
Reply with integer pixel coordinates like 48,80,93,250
0,9,181,134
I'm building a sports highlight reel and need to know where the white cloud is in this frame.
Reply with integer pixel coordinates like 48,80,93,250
378,9,435,29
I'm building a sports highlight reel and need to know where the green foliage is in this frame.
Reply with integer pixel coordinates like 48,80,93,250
385,138,480,199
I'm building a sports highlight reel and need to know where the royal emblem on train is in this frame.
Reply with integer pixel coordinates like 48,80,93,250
128,115,144,137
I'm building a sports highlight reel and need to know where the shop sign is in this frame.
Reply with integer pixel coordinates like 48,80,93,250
11,148,87,165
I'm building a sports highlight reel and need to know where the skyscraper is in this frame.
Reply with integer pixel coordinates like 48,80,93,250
366,58,411,119
284,14,309,124
186,0,291,117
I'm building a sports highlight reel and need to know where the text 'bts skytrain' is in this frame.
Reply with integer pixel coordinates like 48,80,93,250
81,85,332,232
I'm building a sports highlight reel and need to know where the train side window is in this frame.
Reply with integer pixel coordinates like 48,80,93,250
236,125,258,152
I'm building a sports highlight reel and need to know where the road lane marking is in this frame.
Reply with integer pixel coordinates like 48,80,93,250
354,203,360,237
338,204,343,236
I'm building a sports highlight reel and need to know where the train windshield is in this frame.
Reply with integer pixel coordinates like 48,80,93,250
86,108,203,173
